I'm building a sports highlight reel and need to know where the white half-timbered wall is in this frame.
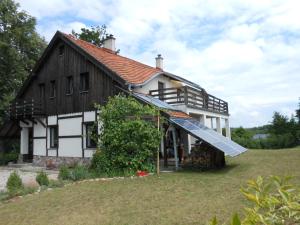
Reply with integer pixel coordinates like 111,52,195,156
20,111,98,158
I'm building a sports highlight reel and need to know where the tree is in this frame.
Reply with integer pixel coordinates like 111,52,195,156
0,0,46,124
71,25,106,47
269,112,290,135
296,98,300,124
91,95,162,176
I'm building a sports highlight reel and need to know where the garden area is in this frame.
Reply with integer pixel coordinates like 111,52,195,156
0,147,299,225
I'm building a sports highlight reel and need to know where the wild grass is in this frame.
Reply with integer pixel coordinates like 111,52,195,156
0,147,299,225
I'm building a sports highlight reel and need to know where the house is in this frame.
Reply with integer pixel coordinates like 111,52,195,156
5,31,246,168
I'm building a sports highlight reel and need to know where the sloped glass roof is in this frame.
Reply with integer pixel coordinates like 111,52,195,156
170,118,247,157
132,92,177,110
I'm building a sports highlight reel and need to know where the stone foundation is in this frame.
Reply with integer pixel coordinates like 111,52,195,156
33,155,91,169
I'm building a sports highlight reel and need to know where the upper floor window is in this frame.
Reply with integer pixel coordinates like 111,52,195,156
50,80,56,98
66,76,73,95
39,83,45,100
59,45,65,56
80,72,89,92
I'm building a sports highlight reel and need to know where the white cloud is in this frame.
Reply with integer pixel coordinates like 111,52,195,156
37,21,87,41
17,0,300,127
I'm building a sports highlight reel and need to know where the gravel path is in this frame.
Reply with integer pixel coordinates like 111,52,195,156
0,168,58,191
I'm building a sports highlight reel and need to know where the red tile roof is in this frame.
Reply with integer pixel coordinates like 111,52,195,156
167,111,191,118
63,34,162,85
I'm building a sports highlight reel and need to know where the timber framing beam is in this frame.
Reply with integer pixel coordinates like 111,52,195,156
35,118,46,128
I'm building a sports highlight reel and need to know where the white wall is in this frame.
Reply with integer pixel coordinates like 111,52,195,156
20,127,29,154
58,117,82,136
58,116,83,157
33,119,46,137
84,111,96,122
48,115,57,125
48,149,57,157
33,119,46,156
59,138,82,157
34,139,46,156
134,74,182,94
85,149,96,158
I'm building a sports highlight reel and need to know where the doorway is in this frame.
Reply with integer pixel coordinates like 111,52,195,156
25,127,34,163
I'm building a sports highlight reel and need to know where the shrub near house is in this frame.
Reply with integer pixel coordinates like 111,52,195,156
91,95,162,176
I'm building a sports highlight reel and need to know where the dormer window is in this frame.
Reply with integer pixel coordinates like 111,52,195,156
80,72,89,92
50,80,56,98
66,76,73,95
39,83,45,100
59,45,65,56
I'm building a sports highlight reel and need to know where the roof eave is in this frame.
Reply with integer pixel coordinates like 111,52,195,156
129,71,203,91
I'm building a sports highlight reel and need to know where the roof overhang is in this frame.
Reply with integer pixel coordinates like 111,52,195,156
128,71,203,91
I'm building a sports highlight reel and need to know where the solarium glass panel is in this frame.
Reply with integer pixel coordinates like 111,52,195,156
170,118,247,157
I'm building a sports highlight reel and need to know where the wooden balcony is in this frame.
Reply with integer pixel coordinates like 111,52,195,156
9,99,45,120
149,86,229,114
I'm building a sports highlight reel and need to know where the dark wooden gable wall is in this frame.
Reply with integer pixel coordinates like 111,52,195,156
18,39,120,115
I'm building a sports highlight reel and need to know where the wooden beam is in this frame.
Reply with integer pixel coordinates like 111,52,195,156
20,120,29,125
35,118,46,128
171,125,179,170
29,119,37,125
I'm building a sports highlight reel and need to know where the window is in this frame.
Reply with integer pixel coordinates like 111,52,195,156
49,126,58,148
85,123,97,148
39,83,45,100
80,72,89,92
66,76,73,95
59,45,65,56
158,81,165,100
50,80,56,98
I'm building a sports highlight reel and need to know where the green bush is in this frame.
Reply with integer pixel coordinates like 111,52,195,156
6,171,24,196
59,165,90,181
92,95,162,176
36,171,49,186
90,149,111,175
48,179,64,188
0,150,19,165
70,165,90,181
58,166,71,180
209,176,300,224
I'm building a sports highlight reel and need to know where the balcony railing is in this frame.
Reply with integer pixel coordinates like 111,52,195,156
9,99,45,120
149,86,228,114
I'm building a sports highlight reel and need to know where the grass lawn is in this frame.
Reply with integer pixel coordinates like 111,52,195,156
0,147,299,225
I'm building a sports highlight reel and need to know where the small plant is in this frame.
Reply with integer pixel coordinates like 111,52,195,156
90,149,110,175
6,171,24,196
70,165,90,181
48,179,64,188
58,166,71,180
36,171,49,186
208,176,300,225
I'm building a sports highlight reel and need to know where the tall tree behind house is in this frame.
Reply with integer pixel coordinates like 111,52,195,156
71,25,107,47
0,0,47,124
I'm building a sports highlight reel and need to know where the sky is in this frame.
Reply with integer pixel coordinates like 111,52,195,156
17,0,300,128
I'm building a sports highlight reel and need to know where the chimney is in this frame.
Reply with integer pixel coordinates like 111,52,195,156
155,54,163,70
103,34,116,52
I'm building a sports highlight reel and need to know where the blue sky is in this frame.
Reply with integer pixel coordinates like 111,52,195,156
17,0,300,127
